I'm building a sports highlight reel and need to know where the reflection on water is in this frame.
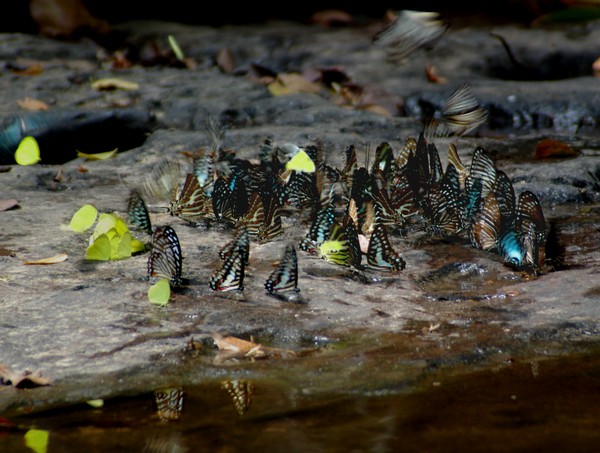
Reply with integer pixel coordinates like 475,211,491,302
2,351,600,452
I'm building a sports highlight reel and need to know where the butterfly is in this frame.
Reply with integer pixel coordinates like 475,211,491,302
210,240,246,292
265,242,299,293
283,170,320,210
154,387,184,422
221,380,254,415
219,225,250,266
371,180,406,230
148,225,183,287
240,191,265,237
299,205,336,254
422,162,463,237
342,214,363,269
464,147,497,225
367,222,406,271
514,190,547,268
212,175,248,225
370,141,395,183
470,192,502,251
371,10,448,64
169,173,211,222
319,222,351,267
127,189,152,234
257,195,283,243
427,83,488,137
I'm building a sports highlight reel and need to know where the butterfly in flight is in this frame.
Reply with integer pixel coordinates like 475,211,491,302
367,222,406,271
127,189,152,234
147,225,183,287
265,242,299,293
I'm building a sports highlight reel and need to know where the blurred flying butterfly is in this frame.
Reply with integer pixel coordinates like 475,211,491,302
210,241,246,292
265,242,299,293
219,224,250,266
367,222,406,271
299,205,336,254
427,83,488,137
148,225,183,287
169,173,211,222
372,10,448,64
154,387,184,422
221,380,254,416
319,221,351,267
127,189,152,234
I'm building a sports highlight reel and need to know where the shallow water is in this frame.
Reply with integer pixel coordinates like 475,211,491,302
2,344,600,452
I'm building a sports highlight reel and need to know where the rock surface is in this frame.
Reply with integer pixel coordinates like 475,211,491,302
1,16,600,411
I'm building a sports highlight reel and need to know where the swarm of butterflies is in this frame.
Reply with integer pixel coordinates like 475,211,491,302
128,121,548,300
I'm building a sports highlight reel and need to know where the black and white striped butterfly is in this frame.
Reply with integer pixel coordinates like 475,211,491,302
210,240,246,292
219,225,250,266
299,205,336,254
265,243,299,293
147,226,183,287
154,387,184,422
127,189,152,234
221,380,254,416
367,222,406,271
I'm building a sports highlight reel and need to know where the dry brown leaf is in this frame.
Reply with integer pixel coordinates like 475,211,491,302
76,166,89,173
268,73,322,96
212,332,297,364
0,363,51,388
16,97,49,111
357,104,392,117
0,199,19,211
593,56,600,76
24,253,68,265
91,78,139,91
217,48,235,74
425,64,447,84
309,9,353,26
535,139,578,159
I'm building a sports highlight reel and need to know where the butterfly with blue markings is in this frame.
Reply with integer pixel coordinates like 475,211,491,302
209,241,246,292
366,222,406,271
148,225,183,287
299,205,336,254
265,242,299,293
127,189,152,235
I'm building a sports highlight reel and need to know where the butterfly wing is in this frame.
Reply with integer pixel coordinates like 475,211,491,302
366,222,406,271
148,226,183,287
127,189,152,234
265,243,299,293
210,243,246,292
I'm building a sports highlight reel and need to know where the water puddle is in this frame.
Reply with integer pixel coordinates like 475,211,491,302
2,346,599,452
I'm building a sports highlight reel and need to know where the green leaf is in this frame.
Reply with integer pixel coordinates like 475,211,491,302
148,278,171,306
15,136,41,166
86,233,111,260
64,204,98,233
24,429,49,453
285,148,315,173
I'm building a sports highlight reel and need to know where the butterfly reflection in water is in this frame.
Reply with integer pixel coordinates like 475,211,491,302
221,380,254,416
154,387,184,422
147,225,183,287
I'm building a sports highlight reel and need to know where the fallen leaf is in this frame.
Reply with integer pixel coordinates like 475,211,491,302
217,47,235,74
267,73,322,96
594,56,600,77
16,97,49,111
91,78,139,91
0,363,51,388
309,9,353,26
76,166,88,173
24,253,68,265
211,332,297,364
76,148,118,160
24,429,49,453
11,63,44,76
535,138,578,159
0,199,19,211
425,63,447,84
